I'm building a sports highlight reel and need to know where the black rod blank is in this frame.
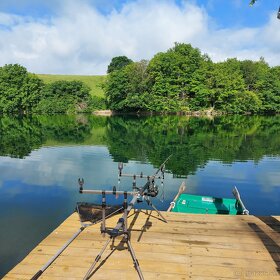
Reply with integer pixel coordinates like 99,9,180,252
80,189,136,195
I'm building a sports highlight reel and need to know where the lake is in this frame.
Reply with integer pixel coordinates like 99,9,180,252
0,114,279,277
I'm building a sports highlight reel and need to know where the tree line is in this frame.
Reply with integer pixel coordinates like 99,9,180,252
105,43,280,114
0,64,105,114
1,42,279,115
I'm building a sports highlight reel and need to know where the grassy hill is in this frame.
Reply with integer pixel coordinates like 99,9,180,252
38,74,107,97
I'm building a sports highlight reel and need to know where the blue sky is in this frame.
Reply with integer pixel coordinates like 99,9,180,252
0,0,279,74
0,0,277,27
196,0,278,28
0,0,277,26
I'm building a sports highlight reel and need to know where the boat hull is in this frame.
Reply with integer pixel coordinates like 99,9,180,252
171,193,243,215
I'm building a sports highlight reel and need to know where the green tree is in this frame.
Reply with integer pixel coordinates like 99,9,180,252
189,58,215,110
104,43,278,115
239,59,269,92
147,43,205,112
121,60,149,111
0,64,43,114
205,59,261,113
107,56,133,73
259,66,280,113
105,60,149,111
33,80,91,114
105,67,130,110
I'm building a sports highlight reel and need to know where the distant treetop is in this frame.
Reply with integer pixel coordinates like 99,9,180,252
107,56,133,73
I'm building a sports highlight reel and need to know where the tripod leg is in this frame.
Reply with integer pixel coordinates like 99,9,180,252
83,237,112,280
126,238,144,280
144,197,167,223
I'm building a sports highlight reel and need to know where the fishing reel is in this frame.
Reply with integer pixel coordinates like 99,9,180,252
146,181,159,197
117,157,171,201
143,177,159,197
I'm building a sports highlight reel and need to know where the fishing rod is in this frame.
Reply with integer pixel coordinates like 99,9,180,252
31,156,171,280
118,155,171,180
30,204,122,280
118,154,172,196
80,155,172,280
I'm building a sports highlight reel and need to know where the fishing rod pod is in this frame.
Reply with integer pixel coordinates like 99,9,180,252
78,155,171,280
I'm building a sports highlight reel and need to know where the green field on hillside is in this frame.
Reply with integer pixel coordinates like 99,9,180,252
38,74,107,97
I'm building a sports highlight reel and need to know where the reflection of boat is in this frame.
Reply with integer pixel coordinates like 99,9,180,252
168,183,249,215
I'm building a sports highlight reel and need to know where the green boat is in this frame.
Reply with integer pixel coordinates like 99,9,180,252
169,183,249,215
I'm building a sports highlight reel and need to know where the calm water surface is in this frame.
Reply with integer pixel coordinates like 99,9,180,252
0,115,279,277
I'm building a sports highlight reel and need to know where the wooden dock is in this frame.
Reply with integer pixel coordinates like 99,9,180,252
4,211,280,280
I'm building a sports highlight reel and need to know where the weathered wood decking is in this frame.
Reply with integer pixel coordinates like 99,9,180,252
4,211,280,280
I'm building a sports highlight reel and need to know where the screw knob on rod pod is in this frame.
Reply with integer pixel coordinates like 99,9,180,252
118,162,123,176
78,178,84,193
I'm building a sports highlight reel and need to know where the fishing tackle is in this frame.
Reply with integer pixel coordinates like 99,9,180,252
79,155,172,280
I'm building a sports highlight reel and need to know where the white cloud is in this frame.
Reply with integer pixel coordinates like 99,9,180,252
0,12,22,26
203,13,280,63
0,0,279,74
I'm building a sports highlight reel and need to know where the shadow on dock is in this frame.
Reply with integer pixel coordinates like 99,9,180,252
257,216,280,233
248,222,280,274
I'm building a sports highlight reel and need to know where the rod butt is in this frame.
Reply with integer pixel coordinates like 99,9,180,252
31,270,43,280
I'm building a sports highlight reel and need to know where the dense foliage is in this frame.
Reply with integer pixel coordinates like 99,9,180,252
1,42,279,115
105,43,280,114
33,80,91,114
0,64,44,114
0,64,103,114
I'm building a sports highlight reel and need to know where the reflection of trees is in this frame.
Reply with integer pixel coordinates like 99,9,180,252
0,115,107,158
0,116,44,158
39,115,93,143
106,115,280,176
1,115,279,175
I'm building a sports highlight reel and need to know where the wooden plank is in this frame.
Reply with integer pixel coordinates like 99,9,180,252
189,245,279,261
19,241,278,263
186,255,278,269
48,220,280,238
34,242,187,256
4,212,280,280
189,264,280,280
42,228,279,245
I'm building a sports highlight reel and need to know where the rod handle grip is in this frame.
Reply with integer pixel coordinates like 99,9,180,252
31,270,43,280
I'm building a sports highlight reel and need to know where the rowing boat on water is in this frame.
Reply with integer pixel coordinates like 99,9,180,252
168,183,249,215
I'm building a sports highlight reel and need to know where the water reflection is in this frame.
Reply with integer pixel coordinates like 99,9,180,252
1,115,280,176
0,114,279,277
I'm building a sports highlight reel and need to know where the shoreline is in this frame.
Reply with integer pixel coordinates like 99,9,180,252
92,109,223,117
92,110,279,117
